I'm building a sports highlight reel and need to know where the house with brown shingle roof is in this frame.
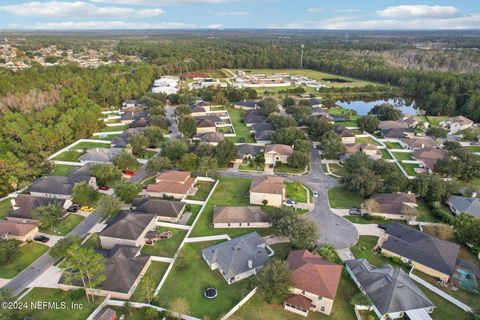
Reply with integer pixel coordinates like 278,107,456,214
342,143,381,161
264,144,294,165
213,206,270,228
195,115,223,133
400,137,435,150
250,176,285,207
440,116,474,133
284,250,343,317
413,148,447,173
146,171,196,199
334,125,355,144
369,193,417,220
0,220,38,242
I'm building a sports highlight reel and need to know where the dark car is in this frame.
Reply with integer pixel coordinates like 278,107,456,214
66,204,80,213
99,186,110,191
378,224,388,230
34,235,50,243
228,162,234,168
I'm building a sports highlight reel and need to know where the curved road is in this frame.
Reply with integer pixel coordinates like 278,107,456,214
221,149,358,250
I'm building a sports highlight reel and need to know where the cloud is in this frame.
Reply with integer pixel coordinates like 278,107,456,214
274,14,480,30
306,8,324,14
208,10,249,16
31,20,195,29
377,5,459,18
90,0,238,4
207,23,224,29
0,1,164,18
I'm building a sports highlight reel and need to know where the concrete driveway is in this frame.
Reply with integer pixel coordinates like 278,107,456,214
33,233,64,247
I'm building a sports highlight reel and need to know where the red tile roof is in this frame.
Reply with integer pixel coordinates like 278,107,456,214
284,294,313,310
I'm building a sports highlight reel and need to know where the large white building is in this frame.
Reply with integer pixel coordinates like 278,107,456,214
151,76,179,95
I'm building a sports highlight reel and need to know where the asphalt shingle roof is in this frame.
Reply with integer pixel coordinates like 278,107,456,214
448,195,480,218
99,212,156,240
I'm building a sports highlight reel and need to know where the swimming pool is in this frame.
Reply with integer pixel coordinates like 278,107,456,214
454,268,478,291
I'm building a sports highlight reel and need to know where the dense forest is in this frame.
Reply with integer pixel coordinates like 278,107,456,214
0,30,479,195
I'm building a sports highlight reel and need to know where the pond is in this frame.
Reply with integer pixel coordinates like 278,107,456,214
336,98,420,116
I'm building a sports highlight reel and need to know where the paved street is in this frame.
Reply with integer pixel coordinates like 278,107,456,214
5,211,100,295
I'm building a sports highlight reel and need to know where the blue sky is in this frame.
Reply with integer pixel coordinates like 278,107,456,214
0,0,479,30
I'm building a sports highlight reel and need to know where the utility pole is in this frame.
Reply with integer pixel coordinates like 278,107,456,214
300,44,304,68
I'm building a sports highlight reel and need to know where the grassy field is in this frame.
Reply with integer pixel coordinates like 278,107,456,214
328,187,363,209
186,181,215,201
420,285,470,320
0,197,12,219
51,164,76,176
100,124,127,132
243,69,376,88
423,115,449,128
226,107,255,143
186,204,202,225
53,150,83,161
157,241,252,319
464,146,480,153
392,151,413,161
401,162,422,176
41,214,84,236
18,288,97,320
0,242,49,278
384,141,403,149
380,149,392,159
285,182,309,203
140,226,187,257
190,177,272,238
269,242,294,260
130,261,170,302
274,163,306,174
335,120,357,127
351,236,408,271
328,164,347,177
73,141,111,150
355,137,381,146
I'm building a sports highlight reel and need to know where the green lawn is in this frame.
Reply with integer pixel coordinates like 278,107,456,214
186,204,203,225
130,261,170,302
384,141,403,149
186,181,215,201
335,121,357,127
101,124,127,132
274,163,306,174
380,149,392,159
392,151,413,161
156,241,252,319
137,150,157,159
83,233,100,249
351,236,407,271
401,162,422,176
464,146,480,153
92,133,122,140
327,187,363,209
0,242,49,278
73,141,111,150
0,197,12,219
239,161,263,172
420,285,470,320
415,199,440,223
344,215,407,225
226,107,255,143
140,226,187,257
328,164,347,177
41,214,84,236
355,137,381,146
18,288,97,320
233,274,358,320
269,243,294,260
53,150,83,161
190,177,273,238
424,115,449,128
285,182,309,203
51,164,76,176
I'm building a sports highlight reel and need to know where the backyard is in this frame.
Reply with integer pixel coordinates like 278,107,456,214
17,288,97,320
392,151,413,161
285,181,309,203
225,107,255,143
380,149,392,159
53,150,83,162
51,164,76,176
0,242,49,278
72,141,112,150
328,186,363,209
100,124,128,132
140,226,187,257
41,214,84,236
401,162,422,176
416,199,439,223
463,146,480,153
130,261,170,302
186,204,203,225
350,236,407,271
186,181,215,201
0,197,12,219
355,137,381,146
156,241,252,319
190,177,273,238
384,141,403,149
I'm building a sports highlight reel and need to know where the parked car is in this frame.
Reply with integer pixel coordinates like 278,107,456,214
66,204,80,213
228,162,234,168
349,208,362,215
98,186,110,191
34,235,49,243
277,173,287,177
378,224,388,230
313,191,319,198
123,170,135,177
81,206,95,212
471,141,480,146
283,199,297,207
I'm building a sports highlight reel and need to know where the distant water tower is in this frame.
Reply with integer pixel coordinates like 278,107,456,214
300,44,304,68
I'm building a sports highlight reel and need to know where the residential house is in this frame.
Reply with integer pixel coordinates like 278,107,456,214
235,144,262,164
251,121,275,133
128,117,149,129
413,148,447,173
234,100,259,110
195,115,222,134
213,206,270,228
201,232,271,284
446,195,480,218
255,130,274,145
93,307,117,320
264,144,294,165
346,259,434,320
309,98,322,108
250,176,285,207
440,116,474,134
8,195,70,224
334,125,356,144
0,221,38,242
131,198,186,223
27,165,96,199
342,143,382,162
244,110,267,127
111,128,145,148
193,132,224,145
399,116,420,128
380,223,460,282
59,245,151,300
379,121,415,140
399,137,434,150
122,99,144,109
284,250,342,317
99,212,157,250
368,193,417,220
79,148,123,164
312,109,335,124
120,111,148,125
146,171,196,199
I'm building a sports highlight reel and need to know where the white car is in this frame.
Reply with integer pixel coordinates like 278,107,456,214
313,191,319,198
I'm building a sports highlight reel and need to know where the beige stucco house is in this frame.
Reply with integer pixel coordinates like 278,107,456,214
0,221,38,242
213,206,270,228
250,176,285,207
146,171,196,199
264,144,294,165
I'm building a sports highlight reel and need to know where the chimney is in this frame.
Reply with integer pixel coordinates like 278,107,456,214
248,259,253,269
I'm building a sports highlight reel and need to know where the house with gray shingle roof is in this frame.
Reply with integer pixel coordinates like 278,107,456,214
381,223,460,282
235,144,262,163
202,232,272,284
79,148,124,164
447,195,480,218
234,100,259,110
346,259,434,320
131,198,186,223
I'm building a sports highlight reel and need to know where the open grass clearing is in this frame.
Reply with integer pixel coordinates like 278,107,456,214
423,115,449,128
41,214,84,236
415,199,440,223
0,242,49,278
328,186,363,209
140,226,187,257
186,181,215,201
226,106,255,143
